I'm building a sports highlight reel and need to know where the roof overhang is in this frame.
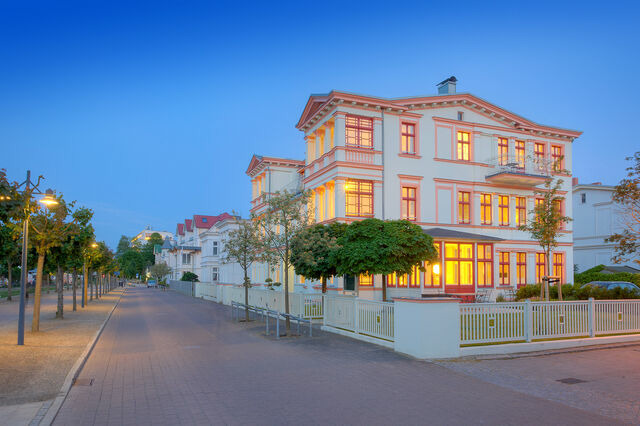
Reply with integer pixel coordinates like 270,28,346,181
423,227,504,242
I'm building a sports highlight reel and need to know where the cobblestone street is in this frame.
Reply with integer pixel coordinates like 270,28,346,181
53,288,625,425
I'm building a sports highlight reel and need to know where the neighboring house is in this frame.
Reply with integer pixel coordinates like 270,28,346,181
572,179,639,271
200,216,245,285
156,213,239,282
248,77,581,300
131,226,172,245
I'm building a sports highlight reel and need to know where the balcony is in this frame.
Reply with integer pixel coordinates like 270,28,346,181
485,154,551,187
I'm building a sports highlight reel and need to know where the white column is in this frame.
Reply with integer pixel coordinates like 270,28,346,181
336,180,346,218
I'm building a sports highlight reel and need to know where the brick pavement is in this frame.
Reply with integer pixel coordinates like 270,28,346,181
54,289,619,425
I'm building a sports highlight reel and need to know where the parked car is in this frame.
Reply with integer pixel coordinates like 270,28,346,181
584,281,640,293
147,279,158,288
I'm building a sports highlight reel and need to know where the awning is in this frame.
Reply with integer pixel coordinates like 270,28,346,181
422,227,504,242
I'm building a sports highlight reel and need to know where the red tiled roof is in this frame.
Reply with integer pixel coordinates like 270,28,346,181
194,213,235,229
185,219,193,232
177,223,184,236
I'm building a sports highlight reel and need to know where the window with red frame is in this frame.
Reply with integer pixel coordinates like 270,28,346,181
480,193,492,225
345,180,374,217
553,253,564,282
345,115,373,148
499,252,510,286
516,197,526,226
385,273,396,288
359,274,373,287
534,143,546,170
458,191,471,224
457,131,470,161
499,195,510,226
515,140,526,169
477,244,493,287
553,198,564,229
409,265,420,288
551,145,563,172
401,186,417,221
536,253,546,283
423,243,442,287
498,138,509,166
516,252,527,287
401,122,416,154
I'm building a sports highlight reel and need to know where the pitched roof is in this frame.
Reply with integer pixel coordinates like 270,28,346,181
176,223,184,236
194,213,235,229
185,219,193,232
422,227,504,242
296,90,582,140
246,154,304,176
161,238,173,249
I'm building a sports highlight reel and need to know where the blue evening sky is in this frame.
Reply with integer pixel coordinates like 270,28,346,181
1,0,639,248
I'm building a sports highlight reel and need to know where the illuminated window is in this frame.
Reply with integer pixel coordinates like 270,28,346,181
359,274,373,287
535,197,544,223
499,195,510,226
457,131,470,161
300,275,305,284
517,252,527,287
498,138,509,166
445,243,473,286
477,244,493,287
345,180,374,217
480,194,492,225
423,243,441,288
386,273,396,288
401,123,416,154
401,187,417,221
515,140,526,169
553,198,564,229
499,252,510,286
516,197,526,226
536,253,546,283
345,115,373,148
553,253,564,282
534,143,545,170
458,191,471,224
409,265,420,288
551,145,563,172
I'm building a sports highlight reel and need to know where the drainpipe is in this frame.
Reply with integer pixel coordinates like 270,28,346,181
381,110,385,220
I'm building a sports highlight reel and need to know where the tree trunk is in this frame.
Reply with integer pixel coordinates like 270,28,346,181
544,251,550,301
7,261,12,301
244,276,250,322
83,263,88,306
321,276,327,294
72,268,77,311
32,253,45,332
56,265,64,319
382,275,387,302
284,259,290,335
90,270,94,301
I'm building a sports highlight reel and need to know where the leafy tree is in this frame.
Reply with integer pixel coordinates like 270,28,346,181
141,232,163,267
256,189,311,334
334,219,438,301
223,217,263,321
290,222,347,294
0,223,21,300
62,207,94,311
115,235,130,258
149,263,171,281
118,249,145,279
519,179,572,300
29,195,77,331
180,271,198,282
606,151,640,267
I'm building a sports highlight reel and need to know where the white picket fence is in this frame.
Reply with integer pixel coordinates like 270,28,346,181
460,299,640,345
230,287,324,319
323,296,394,342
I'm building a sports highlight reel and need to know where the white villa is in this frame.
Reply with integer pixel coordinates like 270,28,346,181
572,179,640,272
248,77,582,301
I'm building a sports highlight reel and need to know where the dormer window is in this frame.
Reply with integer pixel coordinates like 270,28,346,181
457,111,464,121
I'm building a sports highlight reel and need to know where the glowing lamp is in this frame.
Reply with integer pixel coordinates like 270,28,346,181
39,189,59,206
91,242,98,248
433,263,441,275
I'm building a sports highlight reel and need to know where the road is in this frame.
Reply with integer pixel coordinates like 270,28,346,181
54,288,620,425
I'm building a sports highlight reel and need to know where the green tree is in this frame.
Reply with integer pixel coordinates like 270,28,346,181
256,189,311,334
0,223,21,300
62,208,94,311
118,249,145,279
290,222,347,294
223,217,263,321
29,195,77,331
115,235,130,258
334,219,438,301
180,271,198,282
141,232,163,267
606,151,640,267
149,263,171,281
519,179,572,301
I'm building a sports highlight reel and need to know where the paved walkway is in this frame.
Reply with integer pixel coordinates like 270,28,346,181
54,289,618,425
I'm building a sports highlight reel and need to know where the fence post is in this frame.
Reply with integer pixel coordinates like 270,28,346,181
354,298,359,335
588,297,595,337
525,299,532,343
322,296,327,327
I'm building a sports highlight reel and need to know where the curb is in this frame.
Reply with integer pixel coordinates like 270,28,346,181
35,288,126,426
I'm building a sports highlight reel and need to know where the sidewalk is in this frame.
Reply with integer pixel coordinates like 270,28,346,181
0,288,123,425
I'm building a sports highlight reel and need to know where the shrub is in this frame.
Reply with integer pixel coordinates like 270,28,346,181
515,283,640,301
574,264,640,286
180,271,199,282
495,294,506,303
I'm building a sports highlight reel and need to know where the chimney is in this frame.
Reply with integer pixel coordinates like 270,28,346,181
437,76,457,95
572,177,579,186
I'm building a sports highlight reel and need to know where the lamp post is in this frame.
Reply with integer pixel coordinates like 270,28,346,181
1,170,58,346
83,242,98,307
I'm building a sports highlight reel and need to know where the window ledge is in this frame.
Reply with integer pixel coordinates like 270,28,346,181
398,153,422,159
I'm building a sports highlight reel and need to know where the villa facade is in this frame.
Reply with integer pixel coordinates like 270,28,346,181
248,77,581,300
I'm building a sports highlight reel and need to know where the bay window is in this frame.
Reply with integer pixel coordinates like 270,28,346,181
345,180,374,217
345,115,373,148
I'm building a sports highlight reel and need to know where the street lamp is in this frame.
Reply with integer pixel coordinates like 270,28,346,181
1,170,58,345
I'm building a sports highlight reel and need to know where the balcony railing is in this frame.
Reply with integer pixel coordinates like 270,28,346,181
345,148,375,164
485,154,555,187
